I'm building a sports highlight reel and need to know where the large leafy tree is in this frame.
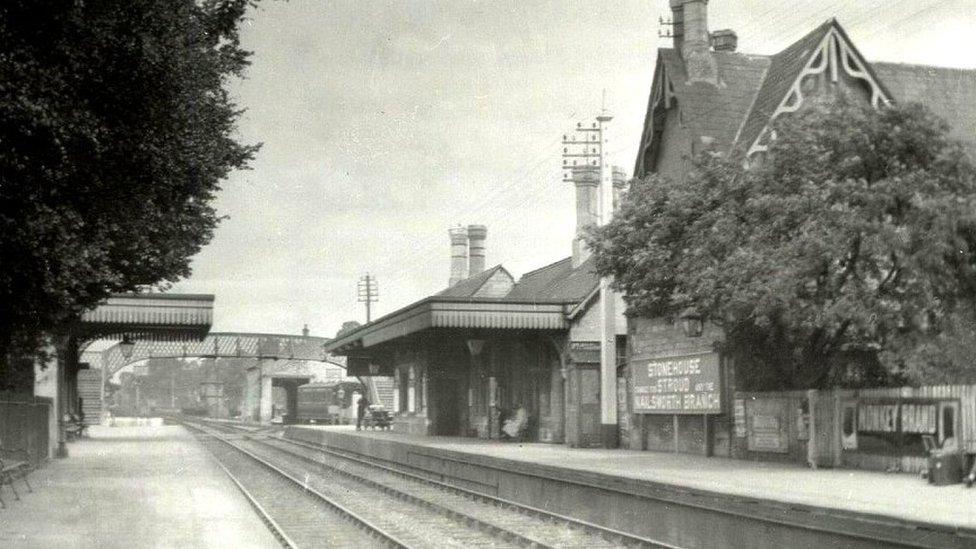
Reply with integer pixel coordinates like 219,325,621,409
588,98,976,390
0,0,259,390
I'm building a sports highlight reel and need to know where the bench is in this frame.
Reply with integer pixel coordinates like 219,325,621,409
0,447,33,508
64,413,87,441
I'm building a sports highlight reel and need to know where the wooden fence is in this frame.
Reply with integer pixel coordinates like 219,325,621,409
733,385,976,473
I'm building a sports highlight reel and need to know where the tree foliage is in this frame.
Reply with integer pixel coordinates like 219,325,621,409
0,0,259,389
588,98,976,390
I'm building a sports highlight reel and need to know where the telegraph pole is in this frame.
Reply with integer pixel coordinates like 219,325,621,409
562,102,619,448
358,273,379,322
596,106,618,449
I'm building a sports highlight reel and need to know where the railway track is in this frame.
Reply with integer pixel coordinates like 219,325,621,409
188,422,410,548
186,419,677,549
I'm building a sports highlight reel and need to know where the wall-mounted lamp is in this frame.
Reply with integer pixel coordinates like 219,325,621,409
466,339,485,356
680,311,704,338
119,334,136,359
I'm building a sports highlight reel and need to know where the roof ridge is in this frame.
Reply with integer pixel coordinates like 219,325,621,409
870,60,976,74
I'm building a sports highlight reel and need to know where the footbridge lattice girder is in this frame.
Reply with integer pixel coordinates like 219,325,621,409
100,332,343,376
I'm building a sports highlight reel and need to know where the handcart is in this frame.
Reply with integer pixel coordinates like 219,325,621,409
363,405,392,430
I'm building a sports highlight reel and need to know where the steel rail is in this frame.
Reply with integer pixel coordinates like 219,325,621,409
198,422,563,548
183,421,415,549
205,420,677,549
209,420,971,549
275,436,672,548
206,447,299,549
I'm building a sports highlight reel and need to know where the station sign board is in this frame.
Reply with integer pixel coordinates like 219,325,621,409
568,341,600,364
631,352,721,414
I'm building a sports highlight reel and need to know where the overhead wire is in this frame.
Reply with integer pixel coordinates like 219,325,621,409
377,135,566,300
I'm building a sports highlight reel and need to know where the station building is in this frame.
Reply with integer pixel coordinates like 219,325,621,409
326,168,630,446
331,1,976,465
624,0,976,462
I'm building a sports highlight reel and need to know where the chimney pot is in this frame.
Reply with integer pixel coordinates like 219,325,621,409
467,224,487,277
711,29,737,52
448,227,468,287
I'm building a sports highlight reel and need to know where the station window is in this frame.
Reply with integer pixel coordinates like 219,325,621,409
416,368,425,411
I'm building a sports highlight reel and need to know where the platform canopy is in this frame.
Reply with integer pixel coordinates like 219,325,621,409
74,293,214,342
325,296,570,356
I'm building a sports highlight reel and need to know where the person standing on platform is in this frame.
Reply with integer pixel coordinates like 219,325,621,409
965,456,976,488
356,393,370,431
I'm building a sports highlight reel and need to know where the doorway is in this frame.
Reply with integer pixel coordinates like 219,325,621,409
575,365,602,447
433,378,461,436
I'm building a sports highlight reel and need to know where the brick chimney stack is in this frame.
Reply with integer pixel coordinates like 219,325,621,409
611,167,628,212
448,227,468,287
571,165,599,268
670,0,718,83
571,165,629,268
467,225,487,277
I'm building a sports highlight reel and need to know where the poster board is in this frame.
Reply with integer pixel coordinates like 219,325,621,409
849,398,955,456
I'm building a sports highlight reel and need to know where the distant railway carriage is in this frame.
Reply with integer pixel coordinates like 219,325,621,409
296,381,364,424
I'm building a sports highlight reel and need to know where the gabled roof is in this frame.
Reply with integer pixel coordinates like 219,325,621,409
736,20,894,154
436,264,511,298
636,18,976,177
734,20,835,153
635,48,769,175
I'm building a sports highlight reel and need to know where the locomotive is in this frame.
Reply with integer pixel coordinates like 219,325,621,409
295,380,364,424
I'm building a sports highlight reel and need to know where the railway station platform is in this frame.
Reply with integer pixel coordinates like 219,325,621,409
286,425,976,549
0,424,279,548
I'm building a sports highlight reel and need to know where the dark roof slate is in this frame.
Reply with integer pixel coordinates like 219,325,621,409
872,62,976,153
505,256,599,303
658,48,770,154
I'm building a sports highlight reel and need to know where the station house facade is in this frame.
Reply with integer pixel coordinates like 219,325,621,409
625,0,976,458
330,1,976,456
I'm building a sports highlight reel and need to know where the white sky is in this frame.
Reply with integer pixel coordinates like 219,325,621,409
167,0,976,339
